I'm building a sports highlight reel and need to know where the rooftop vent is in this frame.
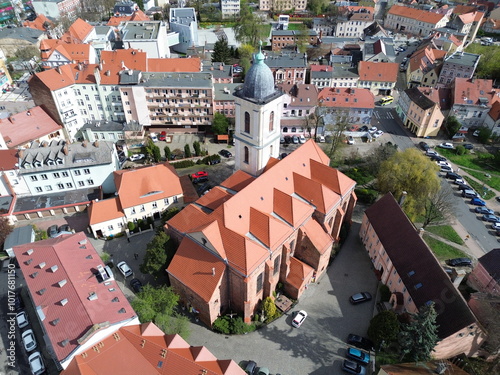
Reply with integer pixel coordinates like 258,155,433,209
60,298,68,306
38,262,46,269
50,265,58,273
88,292,98,301
58,279,67,288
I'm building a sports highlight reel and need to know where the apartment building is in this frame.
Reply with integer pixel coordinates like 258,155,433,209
40,39,97,69
119,21,170,58
363,38,396,63
438,52,480,85
451,5,485,42
318,87,375,126
264,52,308,85
357,61,399,95
334,6,375,38
32,0,81,20
396,87,445,138
385,5,448,36
220,0,240,19
279,83,318,136
405,46,446,88
259,0,307,12
310,65,359,89
271,29,319,52
360,193,486,359
213,83,240,118
169,8,198,54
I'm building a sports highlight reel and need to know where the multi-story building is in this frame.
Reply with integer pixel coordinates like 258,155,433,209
121,72,214,132
318,87,375,126
264,52,307,85
484,101,500,136
259,0,306,12
334,6,375,38
363,38,396,63
360,193,486,359
32,0,81,20
396,87,445,138
213,83,240,118
119,21,171,58
357,61,399,96
202,62,233,83
438,52,480,85
79,119,126,143
467,249,500,296
220,0,239,19
279,83,318,137
169,8,198,54
107,9,149,26
451,5,485,42
405,46,446,88
0,149,30,200
13,232,139,370
329,44,362,65
451,78,500,129
60,17,96,44
17,140,119,196
310,65,359,89
385,5,448,37
40,39,97,69
88,163,184,238
271,29,319,52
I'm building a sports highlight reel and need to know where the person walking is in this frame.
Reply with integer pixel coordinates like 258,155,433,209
134,253,139,260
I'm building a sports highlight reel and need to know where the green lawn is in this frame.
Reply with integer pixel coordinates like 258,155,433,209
423,235,468,261
464,168,500,193
286,23,302,31
424,225,465,245
463,176,496,200
436,149,497,171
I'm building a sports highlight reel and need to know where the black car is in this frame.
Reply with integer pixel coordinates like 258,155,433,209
349,292,372,305
219,149,232,158
130,278,143,293
192,176,208,184
280,153,288,160
342,359,366,375
463,143,474,150
430,155,447,162
457,183,471,191
347,334,374,352
14,291,24,311
419,141,430,151
445,172,462,180
446,258,472,267
360,126,369,132
244,360,257,375
47,225,58,238
58,224,71,233
284,136,292,144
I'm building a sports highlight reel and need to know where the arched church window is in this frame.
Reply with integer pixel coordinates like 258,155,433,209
244,112,250,133
269,111,274,131
244,146,249,164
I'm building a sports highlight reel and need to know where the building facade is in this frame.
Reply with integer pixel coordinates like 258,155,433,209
264,52,308,86
357,61,398,96
385,5,448,36
220,0,239,19
169,8,198,54
467,249,500,296
259,0,306,12
334,6,375,38
438,52,480,85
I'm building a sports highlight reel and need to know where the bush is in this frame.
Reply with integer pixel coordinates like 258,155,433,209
127,222,136,231
164,146,171,160
193,141,201,156
147,216,154,226
200,154,221,165
212,315,256,334
455,145,466,155
212,316,231,334
355,188,378,204
184,144,192,158
171,160,196,169
379,284,391,302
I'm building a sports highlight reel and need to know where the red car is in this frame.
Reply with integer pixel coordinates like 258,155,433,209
191,171,208,179
158,131,167,141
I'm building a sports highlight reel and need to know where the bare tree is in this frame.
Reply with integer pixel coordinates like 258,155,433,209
422,188,455,228
323,109,350,158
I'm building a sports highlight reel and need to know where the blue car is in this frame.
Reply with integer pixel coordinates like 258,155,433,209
346,347,370,365
470,197,486,206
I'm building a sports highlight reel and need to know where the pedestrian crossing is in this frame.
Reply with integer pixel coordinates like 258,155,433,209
373,111,394,120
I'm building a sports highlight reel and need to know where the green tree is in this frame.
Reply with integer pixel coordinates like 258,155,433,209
155,312,191,340
131,284,181,323
261,297,277,322
478,127,492,144
233,0,267,48
368,311,401,348
0,217,13,246
377,148,440,220
15,46,39,61
307,0,329,15
140,232,170,279
184,144,192,158
212,112,230,135
445,116,461,138
237,44,255,75
164,145,172,160
398,303,440,362
296,23,310,53
151,144,161,162
193,141,201,156
212,37,232,64
366,142,399,175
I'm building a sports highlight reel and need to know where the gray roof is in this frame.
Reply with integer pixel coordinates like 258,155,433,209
202,62,232,78
213,83,242,100
121,21,161,41
434,27,467,37
242,49,276,101
444,52,480,68
4,226,34,250
264,53,307,69
0,27,44,42
169,7,197,25
14,188,100,213
272,29,318,37
81,120,125,132
140,72,213,88
18,140,115,175
311,66,359,79
94,26,113,36
119,69,142,84
404,88,435,110
321,37,359,44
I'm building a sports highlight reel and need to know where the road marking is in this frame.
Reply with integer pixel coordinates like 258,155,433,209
374,112,380,119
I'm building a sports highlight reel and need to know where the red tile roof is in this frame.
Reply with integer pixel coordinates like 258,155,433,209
61,18,94,43
310,65,332,72
61,322,245,375
286,257,314,290
148,58,202,72
31,63,96,91
13,232,136,364
0,106,62,148
388,5,446,24
114,163,183,209
99,49,148,85
107,10,150,26
358,61,399,83
318,87,375,109
453,77,500,107
408,46,446,74
23,14,54,31
488,101,500,121
88,197,124,225
0,149,19,170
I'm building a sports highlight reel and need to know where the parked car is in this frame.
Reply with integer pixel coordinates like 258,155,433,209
149,133,158,142
470,197,486,206
256,368,270,375
117,261,133,278
193,176,208,184
291,310,308,328
473,130,480,137
446,258,472,267
440,165,453,173
463,143,474,150
318,135,325,143
475,206,494,215
431,155,447,162
280,153,288,159
436,161,452,169
483,214,500,223
437,142,454,149
360,126,369,132
291,135,299,144
349,292,372,305
419,142,430,151
191,171,208,179
22,329,37,352
342,359,367,375
445,172,461,180
14,291,24,311
58,224,71,233
492,222,500,230
130,278,143,293
28,352,45,375
219,149,232,158
368,127,377,134
158,131,167,141
244,360,257,375
347,136,355,145
16,311,29,329
284,136,292,144
457,183,470,191
425,150,438,157
129,153,145,162
47,225,58,238
299,135,306,144
373,130,384,138
280,136,285,144
346,347,370,365
454,177,465,184
347,334,374,352
462,189,478,198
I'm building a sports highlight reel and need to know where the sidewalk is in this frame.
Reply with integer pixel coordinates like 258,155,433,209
424,224,484,260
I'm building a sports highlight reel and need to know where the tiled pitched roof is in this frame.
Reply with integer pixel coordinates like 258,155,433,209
358,61,398,82
488,101,500,121
219,170,255,192
301,218,332,254
13,233,136,363
148,57,201,72
88,197,124,225
99,49,148,85
31,63,95,91
114,163,183,209
23,14,53,31
61,18,94,43
0,106,62,148
0,149,18,171
477,248,500,278
388,5,446,24
197,186,234,211
107,10,150,26
286,257,314,290
318,87,375,109
408,46,446,74
453,77,500,107
364,193,477,339
61,323,245,375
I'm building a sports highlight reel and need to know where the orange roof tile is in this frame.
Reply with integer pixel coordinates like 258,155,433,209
488,101,500,121
219,170,255,192
453,5,478,15
249,207,292,249
107,10,150,26
358,61,399,83
310,159,356,196
196,186,234,211
453,77,500,107
318,87,374,109
0,149,19,171
148,57,201,72
286,257,314,290
114,163,182,209
99,49,148,85
408,46,446,74
273,188,314,228
388,5,446,24
62,18,94,43
88,197,124,225
458,12,476,24
301,218,332,254
23,14,53,31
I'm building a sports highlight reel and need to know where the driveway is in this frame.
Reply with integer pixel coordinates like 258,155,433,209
186,222,378,375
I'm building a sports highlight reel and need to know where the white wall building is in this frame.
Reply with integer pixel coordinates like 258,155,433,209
220,0,240,19
169,8,199,54
120,21,170,58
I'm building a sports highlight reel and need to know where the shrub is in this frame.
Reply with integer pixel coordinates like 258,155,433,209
147,216,154,226
164,146,171,160
127,222,136,231
184,144,192,158
455,145,466,155
355,188,378,204
379,284,391,302
212,315,256,334
171,160,195,169
200,154,221,165
193,141,201,156
212,316,231,334
100,252,111,263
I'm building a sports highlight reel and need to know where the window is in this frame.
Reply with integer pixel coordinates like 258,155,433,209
164,198,169,205
256,273,263,293
84,169,90,174
140,205,145,212
35,187,42,192
53,173,60,178
269,111,274,131
244,146,249,164
45,185,52,191
244,111,250,133
62,172,69,177
57,183,64,189
66,183,73,188
108,225,114,230
78,181,84,187
152,202,158,209
87,179,94,185
30,176,38,181
173,196,178,203
273,256,280,275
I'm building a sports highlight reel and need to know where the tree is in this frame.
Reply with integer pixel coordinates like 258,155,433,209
140,232,170,279
15,46,39,61
212,37,232,64
478,127,492,144
322,109,350,159
422,188,455,228
131,284,181,322
368,311,401,348
164,145,172,160
184,144,192,158
0,218,13,246
144,139,161,162
212,112,230,135
445,115,461,138
233,0,267,48
366,142,398,175
296,23,310,53
398,303,439,362
377,148,441,220
193,141,201,156
261,297,277,322
237,44,255,75
155,312,191,340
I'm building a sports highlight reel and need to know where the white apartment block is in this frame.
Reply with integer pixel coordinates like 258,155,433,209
259,0,307,12
220,0,240,19
119,21,170,58
385,5,448,37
